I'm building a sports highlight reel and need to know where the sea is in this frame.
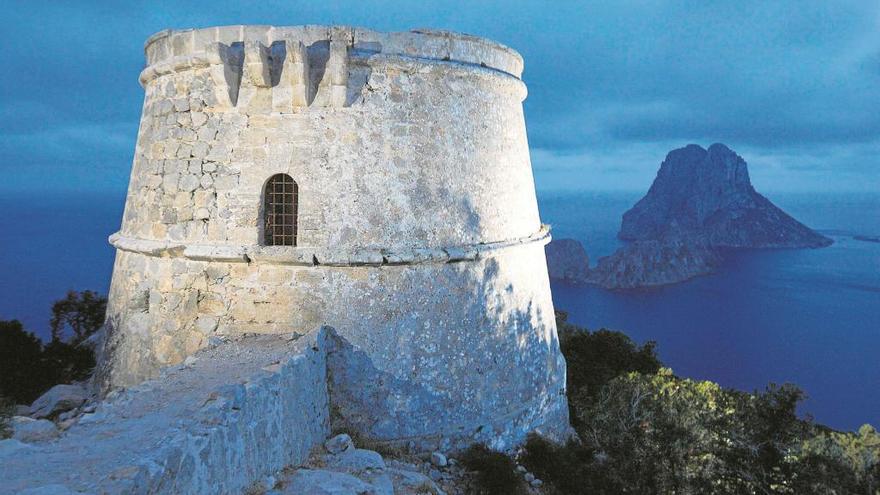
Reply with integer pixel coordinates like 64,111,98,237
0,190,877,431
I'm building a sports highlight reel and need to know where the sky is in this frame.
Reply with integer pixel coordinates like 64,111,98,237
1,0,878,194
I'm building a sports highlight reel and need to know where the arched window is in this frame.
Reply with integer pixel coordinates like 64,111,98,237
262,173,298,246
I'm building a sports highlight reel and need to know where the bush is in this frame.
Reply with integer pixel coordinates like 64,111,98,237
0,320,47,403
557,310,661,402
520,434,607,494
0,397,13,439
460,444,526,495
528,311,880,494
0,291,103,404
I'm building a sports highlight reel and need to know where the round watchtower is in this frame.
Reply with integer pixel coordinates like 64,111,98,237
99,25,568,450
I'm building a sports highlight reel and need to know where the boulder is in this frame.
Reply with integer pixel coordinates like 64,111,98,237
545,239,590,283
430,451,447,467
11,416,60,443
29,384,87,419
325,433,353,454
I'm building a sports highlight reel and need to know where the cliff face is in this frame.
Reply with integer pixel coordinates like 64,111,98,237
586,238,722,290
619,143,832,248
545,239,590,283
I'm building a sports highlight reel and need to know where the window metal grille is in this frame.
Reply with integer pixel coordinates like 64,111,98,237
263,174,298,246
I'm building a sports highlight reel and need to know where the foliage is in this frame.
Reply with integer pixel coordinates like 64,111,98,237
0,320,46,403
0,397,13,439
460,444,526,495
557,310,661,401
519,434,607,494
799,424,880,494
516,312,880,494
50,290,107,345
0,291,102,404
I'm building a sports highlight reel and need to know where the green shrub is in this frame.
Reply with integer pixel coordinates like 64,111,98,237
520,434,607,494
460,444,526,495
0,320,47,403
557,310,661,406
534,311,880,494
0,291,103,404
0,397,13,439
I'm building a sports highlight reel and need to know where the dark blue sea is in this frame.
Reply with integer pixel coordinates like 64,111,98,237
540,190,880,432
0,190,877,431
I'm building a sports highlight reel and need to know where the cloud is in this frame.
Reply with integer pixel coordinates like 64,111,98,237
1,0,878,192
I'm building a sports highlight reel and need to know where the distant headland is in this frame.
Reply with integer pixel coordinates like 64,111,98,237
547,143,833,289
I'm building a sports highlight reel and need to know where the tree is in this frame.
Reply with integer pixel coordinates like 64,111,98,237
0,291,105,405
0,320,48,403
50,290,107,345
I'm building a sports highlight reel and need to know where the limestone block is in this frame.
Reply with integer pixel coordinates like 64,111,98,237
318,39,350,108
191,111,208,127
273,40,309,112
179,174,200,192
198,292,226,316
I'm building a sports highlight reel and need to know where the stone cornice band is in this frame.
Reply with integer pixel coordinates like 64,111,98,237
109,226,551,266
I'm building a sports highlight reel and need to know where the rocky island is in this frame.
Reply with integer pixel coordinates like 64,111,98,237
546,143,832,289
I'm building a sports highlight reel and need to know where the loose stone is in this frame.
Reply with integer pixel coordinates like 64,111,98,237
325,433,353,454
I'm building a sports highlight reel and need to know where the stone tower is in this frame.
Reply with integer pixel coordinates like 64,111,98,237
99,25,568,449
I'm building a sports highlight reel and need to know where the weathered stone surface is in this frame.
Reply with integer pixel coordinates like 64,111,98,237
277,469,377,495
29,384,87,419
98,24,569,451
545,238,590,283
10,417,60,443
2,331,330,494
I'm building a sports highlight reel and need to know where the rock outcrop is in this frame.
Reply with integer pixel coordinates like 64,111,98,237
619,143,832,248
586,238,722,289
28,383,87,419
545,239,590,283
544,144,832,290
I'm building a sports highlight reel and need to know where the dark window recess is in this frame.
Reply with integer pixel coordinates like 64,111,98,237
263,173,298,246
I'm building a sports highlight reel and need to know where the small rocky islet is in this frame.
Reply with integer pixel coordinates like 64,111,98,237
547,143,832,289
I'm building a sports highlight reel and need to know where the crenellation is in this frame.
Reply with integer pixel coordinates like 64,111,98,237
243,40,272,88
273,40,310,111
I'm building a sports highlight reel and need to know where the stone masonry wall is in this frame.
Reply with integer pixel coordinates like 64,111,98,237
2,331,330,494
99,25,569,449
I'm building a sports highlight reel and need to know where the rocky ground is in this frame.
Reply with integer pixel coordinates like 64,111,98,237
2,331,549,494
267,432,547,494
